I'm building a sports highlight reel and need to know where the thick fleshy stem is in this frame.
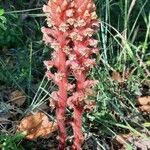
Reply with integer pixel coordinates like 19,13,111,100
45,49,68,149
72,106,83,150
72,73,86,150
56,50,68,149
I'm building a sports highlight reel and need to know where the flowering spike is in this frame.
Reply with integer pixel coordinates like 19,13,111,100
42,0,99,149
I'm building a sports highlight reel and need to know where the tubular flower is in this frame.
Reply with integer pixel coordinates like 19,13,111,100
42,0,99,149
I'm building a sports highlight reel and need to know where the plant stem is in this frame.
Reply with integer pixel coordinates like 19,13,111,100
72,73,86,150
56,50,68,149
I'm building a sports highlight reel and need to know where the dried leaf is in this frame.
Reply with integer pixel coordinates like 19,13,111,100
111,71,123,83
115,133,150,149
137,96,150,106
10,90,26,106
17,112,57,140
111,69,134,84
139,105,150,113
115,134,131,145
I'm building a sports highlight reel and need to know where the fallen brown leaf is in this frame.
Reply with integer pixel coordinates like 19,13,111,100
111,69,134,84
139,105,150,113
17,112,57,140
115,133,150,149
111,71,123,83
115,134,131,145
137,96,150,106
10,90,26,106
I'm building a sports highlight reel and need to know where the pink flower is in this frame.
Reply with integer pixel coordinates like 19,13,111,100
42,0,99,149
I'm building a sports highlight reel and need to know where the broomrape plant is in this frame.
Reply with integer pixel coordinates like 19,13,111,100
42,0,99,149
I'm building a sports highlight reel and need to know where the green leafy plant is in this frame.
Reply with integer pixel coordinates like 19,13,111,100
0,132,26,150
0,8,6,30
